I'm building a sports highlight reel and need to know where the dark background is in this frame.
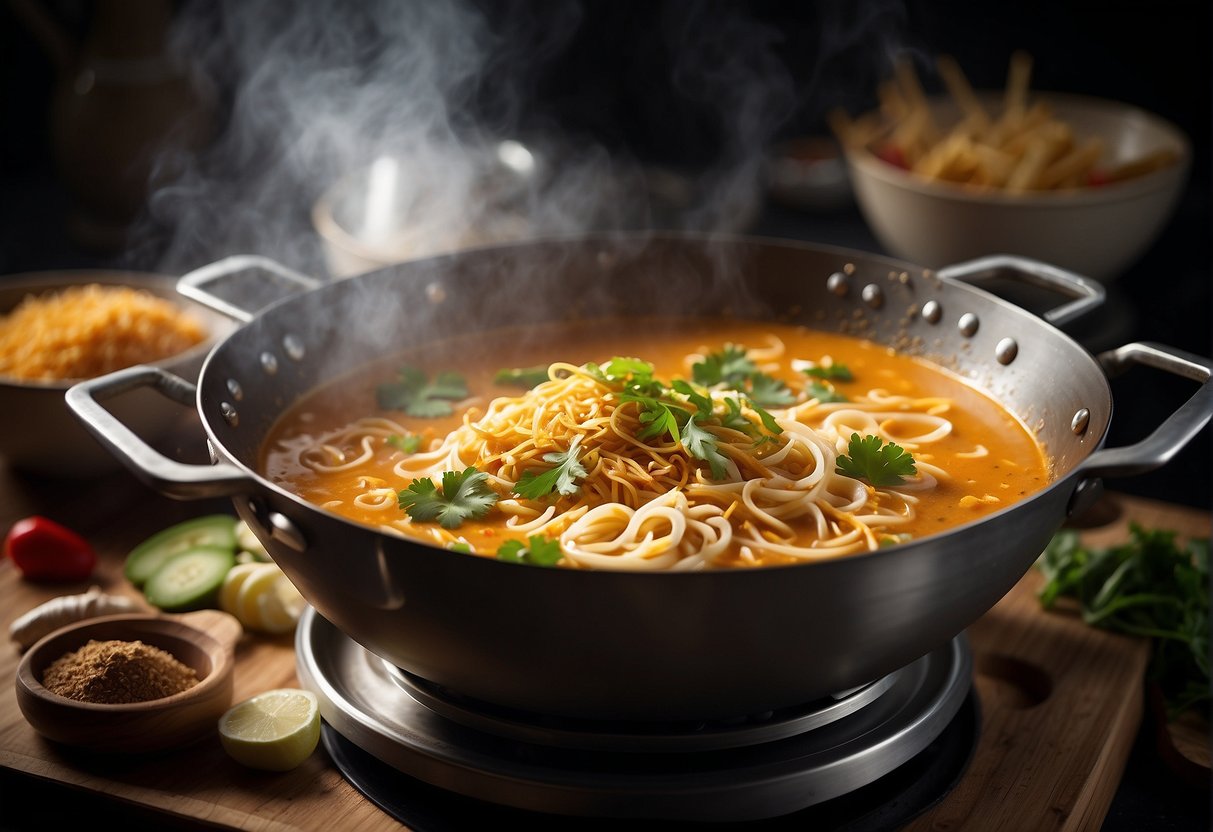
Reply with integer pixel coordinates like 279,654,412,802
1,1,1210,829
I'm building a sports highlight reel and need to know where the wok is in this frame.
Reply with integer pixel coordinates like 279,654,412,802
67,233,1213,722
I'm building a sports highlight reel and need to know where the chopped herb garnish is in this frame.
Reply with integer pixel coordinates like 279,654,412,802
377,366,468,417
397,467,499,529
497,535,564,567
803,363,854,382
386,434,422,453
580,355,782,480
681,417,729,478
807,381,848,403
692,345,793,409
514,436,588,499
448,541,472,554
1036,524,1210,720
692,344,756,387
494,366,551,389
747,372,795,408
835,433,917,486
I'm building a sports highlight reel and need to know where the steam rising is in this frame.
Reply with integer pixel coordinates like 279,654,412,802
131,0,830,282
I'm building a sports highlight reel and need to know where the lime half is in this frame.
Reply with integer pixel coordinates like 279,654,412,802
218,688,321,771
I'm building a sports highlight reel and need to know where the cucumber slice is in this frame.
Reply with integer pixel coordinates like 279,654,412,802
143,545,237,612
124,514,238,587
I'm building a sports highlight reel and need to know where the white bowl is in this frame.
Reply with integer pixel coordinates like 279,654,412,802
0,270,235,478
842,92,1191,281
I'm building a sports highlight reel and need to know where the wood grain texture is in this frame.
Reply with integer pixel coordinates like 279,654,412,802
0,471,1207,830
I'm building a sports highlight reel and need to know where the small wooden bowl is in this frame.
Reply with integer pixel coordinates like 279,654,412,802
15,610,242,754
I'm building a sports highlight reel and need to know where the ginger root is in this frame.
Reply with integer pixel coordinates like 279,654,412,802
9,586,144,650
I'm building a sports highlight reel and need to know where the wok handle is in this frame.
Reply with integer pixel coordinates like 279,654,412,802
935,254,1105,328
66,366,253,499
1078,342,1213,479
176,255,321,323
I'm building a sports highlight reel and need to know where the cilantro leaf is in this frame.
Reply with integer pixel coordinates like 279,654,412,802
494,366,550,389
497,535,563,567
803,363,854,382
603,356,655,380
720,396,752,433
1036,524,1211,720
748,398,784,437
670,379,714,418
397,467,498,529
619,390,682,442
681,417,729,479
693,345,756,387
746,372,795,408
377,366,469,417
806,380,848,403
514,436,588,499
387,434,422,453
835,433,917,486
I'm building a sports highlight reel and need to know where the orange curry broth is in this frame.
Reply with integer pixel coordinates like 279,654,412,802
260,319,1051,559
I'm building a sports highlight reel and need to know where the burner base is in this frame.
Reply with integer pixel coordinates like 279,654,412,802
297,607,975,823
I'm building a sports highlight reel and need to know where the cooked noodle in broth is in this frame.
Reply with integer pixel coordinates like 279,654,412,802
261,319,1051,570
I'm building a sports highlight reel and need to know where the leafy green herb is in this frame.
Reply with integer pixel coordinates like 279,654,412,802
1036,524,1210,719
803,363,854,382
377,366,469,417
582,355,782,480
692,345,794,409
514,436,588,499
494,366,551,389
448,541,472,554
692,345,756,387
747,372,795,408
497,535,563,567
835,433,917,486
681,417,729,478
386,434,422,453
397,467,499,529
619,388,682,443
806,381,848,403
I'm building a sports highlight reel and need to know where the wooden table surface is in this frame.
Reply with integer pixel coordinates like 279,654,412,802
0,450,1208,830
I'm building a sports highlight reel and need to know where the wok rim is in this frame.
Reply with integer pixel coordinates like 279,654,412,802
194,230,1112,576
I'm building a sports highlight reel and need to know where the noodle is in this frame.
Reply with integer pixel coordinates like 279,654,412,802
262,320,1050,570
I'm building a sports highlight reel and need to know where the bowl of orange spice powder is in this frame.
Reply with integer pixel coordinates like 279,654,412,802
15,609,241,753
0,270,236,478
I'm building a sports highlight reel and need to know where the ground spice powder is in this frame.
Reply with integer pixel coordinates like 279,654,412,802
42,638,199,704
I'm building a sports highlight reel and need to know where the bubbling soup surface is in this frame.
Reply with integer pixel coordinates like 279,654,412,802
260,318,1051,570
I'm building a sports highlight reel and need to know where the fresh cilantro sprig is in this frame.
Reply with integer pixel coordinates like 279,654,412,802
494,366,551,390
514,436,588,499
803,363,854,382
806,381,848,403
377,366,469,417
835,433,917,486
692,345,756,387
1037,524,1210,720
497,535,563,567
582,354,784,480
386,434,422,453
693,345,794,409
397,467,499,529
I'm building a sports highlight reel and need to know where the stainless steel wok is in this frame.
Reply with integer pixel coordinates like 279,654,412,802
67,233,1213,721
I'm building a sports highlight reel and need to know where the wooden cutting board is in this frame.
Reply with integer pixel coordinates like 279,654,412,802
0,485,1206,831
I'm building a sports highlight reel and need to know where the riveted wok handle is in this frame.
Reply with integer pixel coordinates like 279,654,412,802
1078,342,1213,479
177,255,321,323
66,366,253,499
936,254,1105,328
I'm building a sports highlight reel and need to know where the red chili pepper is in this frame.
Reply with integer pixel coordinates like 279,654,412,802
4,516,97,582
